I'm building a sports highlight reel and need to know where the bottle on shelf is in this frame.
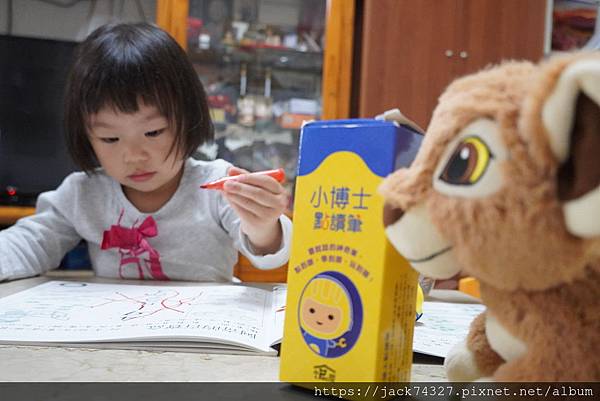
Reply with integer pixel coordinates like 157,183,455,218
236,63,255,127
254,67,273,131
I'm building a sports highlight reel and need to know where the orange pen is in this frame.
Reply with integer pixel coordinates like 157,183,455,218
200,168,286,190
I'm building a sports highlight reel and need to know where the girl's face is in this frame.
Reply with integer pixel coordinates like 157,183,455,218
88,103,184,211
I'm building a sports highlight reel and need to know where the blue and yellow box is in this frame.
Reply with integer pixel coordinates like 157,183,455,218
280,119,422,383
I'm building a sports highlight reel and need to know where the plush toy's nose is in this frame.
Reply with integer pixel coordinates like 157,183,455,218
383,203,404,227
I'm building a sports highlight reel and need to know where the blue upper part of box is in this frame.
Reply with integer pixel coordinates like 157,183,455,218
297,119,423,177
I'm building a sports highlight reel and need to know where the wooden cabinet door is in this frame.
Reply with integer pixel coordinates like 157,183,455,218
457,0,546,76
357,0,547,130
358,0,462,129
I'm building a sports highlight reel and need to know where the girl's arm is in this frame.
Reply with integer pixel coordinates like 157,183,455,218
0,184,81,282
217,186,292,269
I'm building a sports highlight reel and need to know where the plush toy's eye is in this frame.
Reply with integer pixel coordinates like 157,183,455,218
439,136,493,185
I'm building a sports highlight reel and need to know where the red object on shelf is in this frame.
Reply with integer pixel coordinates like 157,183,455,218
278,112,315,129
208,94,233,108
187,17,204,42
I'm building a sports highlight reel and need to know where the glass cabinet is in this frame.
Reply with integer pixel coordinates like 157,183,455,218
157,0,353,207
189,0,325,202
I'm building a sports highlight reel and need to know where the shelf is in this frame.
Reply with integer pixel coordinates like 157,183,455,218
188,45,323,73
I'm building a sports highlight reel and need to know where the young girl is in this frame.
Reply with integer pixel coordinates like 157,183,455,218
0,23,292,282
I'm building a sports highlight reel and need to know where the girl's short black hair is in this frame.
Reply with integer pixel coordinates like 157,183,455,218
65,22,213,173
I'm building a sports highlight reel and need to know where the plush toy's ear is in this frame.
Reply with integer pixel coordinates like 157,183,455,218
542,57,600,238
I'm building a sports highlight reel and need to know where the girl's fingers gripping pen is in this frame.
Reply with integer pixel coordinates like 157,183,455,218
200,168,286,190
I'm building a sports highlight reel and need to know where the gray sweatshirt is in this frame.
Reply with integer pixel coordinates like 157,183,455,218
0,158,292,282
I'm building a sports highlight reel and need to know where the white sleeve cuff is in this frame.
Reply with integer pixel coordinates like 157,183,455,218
238,215,292,270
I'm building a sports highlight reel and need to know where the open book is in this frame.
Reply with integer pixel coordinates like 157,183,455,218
0,281,286,356
413,300,485,358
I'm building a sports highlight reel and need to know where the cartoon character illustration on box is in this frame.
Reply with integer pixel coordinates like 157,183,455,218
299,271,363,358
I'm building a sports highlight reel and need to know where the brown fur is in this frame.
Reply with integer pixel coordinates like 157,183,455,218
380,54,600,381
482,264,600,381
467,313,504,377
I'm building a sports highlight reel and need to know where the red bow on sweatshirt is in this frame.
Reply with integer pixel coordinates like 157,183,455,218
101,216,168,280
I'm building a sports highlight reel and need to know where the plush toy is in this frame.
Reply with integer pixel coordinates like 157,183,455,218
379,53,600,381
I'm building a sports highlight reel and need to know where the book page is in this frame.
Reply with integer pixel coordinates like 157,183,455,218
0,281,277,353
413,301,486,358
269,285,287,346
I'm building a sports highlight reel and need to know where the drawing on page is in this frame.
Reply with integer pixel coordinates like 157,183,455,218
89,289,204,321
0,308,70,323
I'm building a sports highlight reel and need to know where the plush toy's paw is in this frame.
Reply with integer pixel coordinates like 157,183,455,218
444,339,483,381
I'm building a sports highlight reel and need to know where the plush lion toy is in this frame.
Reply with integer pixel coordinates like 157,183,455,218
379,53,600,381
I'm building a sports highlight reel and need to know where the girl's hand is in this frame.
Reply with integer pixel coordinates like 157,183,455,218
222,166,290,254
